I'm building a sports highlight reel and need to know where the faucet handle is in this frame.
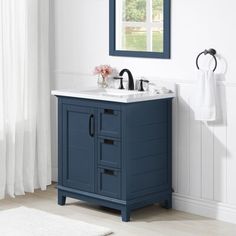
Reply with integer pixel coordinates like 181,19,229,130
138,79,149,91
113,76,125,90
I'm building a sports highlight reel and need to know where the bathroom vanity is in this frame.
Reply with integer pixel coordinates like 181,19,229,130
52,88,174,221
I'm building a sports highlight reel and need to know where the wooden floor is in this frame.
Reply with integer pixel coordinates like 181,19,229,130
0,185,236,236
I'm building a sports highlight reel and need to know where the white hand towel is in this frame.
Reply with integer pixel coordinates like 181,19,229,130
194,70,216,121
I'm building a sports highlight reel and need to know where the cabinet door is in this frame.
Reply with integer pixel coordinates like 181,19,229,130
62,104,96,192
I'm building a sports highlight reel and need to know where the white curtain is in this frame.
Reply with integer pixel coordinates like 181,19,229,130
0,0,51,199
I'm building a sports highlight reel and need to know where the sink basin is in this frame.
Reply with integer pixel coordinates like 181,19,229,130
52,87,175,103
81,88,144,97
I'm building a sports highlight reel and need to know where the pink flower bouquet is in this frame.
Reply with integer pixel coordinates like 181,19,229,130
93,65,113,79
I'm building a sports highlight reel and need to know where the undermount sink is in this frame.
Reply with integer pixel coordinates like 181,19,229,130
51,87,175,103
82,88,144,97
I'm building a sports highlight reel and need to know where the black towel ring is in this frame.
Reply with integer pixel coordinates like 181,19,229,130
196,48,217,72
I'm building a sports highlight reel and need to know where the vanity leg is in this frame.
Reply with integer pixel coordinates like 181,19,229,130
161,195,172,209
121,208,131,222
58,190,66,206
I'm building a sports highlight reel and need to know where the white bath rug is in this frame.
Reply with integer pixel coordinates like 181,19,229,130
0,207,112,236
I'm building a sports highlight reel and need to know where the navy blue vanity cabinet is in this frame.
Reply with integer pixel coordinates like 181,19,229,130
57,96,173,222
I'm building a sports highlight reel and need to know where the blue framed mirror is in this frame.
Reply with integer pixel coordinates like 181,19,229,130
109,0,171,59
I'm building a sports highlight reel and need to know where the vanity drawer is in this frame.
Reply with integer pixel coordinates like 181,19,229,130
98,108,121,138
98,138,121,168
98,168,121,199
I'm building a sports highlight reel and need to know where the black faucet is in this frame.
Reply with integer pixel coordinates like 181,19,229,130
119,69,134,90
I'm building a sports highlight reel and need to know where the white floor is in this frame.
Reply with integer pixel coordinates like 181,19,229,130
0,185,236,236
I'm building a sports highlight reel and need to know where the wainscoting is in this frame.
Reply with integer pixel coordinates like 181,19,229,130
172,82,236,224
51,72,236,224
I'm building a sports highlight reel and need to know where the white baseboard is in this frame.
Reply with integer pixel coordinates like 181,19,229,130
173,193,236,224
52,167,58,182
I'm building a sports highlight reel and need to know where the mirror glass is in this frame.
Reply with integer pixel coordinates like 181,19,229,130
116,0,163,52
110,0,170,58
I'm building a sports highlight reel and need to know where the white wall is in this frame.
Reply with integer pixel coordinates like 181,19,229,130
51,0,236,223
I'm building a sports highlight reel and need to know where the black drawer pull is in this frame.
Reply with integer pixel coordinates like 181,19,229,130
104,139,114,145
104,169,115,176
89,114,95,137
104,109,114,115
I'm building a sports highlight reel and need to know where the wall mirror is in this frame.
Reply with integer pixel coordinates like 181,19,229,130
109,0,170,59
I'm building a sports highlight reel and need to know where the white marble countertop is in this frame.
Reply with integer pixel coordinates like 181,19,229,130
51,88,175,103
